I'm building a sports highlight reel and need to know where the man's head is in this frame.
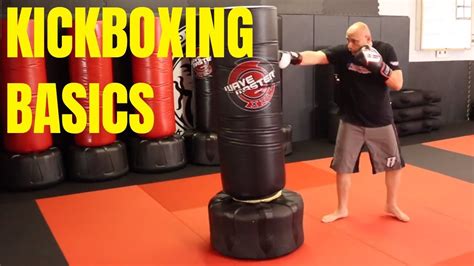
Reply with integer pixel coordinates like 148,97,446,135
346,22,372,54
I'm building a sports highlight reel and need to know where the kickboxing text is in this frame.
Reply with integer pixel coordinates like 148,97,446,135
6,7,253,58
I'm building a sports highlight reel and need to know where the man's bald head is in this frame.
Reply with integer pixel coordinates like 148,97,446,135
345,22,373,54
346,22,372,39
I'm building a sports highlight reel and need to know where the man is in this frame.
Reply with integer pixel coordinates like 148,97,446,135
279,22,410,223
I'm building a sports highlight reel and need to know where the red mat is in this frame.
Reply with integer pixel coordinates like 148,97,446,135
37,154,474,265
423,135,474,157
433,251,474,266
36,186,229,265
140,161,335,212
305,153,474,228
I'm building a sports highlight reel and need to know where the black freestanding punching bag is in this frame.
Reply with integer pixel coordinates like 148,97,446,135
183,12,219,166
208,6,304,259
282,124,293,155
183,51,220,165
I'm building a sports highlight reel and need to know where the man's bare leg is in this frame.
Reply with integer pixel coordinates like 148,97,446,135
385,169,410,222
322,173,350,223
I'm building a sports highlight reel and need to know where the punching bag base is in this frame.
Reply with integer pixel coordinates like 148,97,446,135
0,147,64,191
183,130,219,166
209,189,304,259
68,141,129,181
282,125,293,156
129,134,186,173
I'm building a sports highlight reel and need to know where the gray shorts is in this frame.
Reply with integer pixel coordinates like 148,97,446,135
330,120,405,174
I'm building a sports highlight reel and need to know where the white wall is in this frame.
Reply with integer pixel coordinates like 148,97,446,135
379,0,474,62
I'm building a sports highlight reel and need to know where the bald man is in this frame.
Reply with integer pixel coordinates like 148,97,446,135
279,22,410,223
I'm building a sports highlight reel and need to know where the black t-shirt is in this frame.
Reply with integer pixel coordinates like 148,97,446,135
322,41,401,127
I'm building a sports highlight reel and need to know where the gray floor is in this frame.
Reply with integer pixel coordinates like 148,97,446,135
402,144,474,183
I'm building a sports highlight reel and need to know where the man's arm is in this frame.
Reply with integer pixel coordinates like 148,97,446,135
386,70,403,91
279,50,329,69
299,51,330,65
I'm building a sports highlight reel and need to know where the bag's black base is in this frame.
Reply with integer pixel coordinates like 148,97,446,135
129,135,186,173
282,125,293,156
68,141,129,181
208,189,304,259
0,147,64,190
183,130,219,165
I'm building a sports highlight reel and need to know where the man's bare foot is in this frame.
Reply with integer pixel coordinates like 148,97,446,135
385,205,410,222
321,209,348,223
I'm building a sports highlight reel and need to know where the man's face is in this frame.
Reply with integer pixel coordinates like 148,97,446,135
346,30,371,55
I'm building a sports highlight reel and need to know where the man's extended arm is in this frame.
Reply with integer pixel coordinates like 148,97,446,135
279,50,329,68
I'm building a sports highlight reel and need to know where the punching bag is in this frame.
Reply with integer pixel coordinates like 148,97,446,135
208,6,304,259
0,19,64,190
282,124,293,155
129,16,186,172
184,53,220,165
183,13,220,166
67,20,128,181
193,53,217,133
184,50,220,165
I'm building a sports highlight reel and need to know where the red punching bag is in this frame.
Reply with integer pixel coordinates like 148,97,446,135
67,20,128,181
68,21,116,147
0,19,64,190
132,17,175,139
128,16,186,173
0,20,52,153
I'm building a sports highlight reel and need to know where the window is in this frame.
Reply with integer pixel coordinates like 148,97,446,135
472,2,474,45
457,0,472,20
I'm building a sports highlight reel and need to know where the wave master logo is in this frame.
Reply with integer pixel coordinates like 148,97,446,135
223,59,276,111
191,56,213,79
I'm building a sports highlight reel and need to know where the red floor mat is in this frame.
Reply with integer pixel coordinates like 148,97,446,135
423,135,474,156
433,251,474,266
37,186,227,265
37,154,474,265
305,153,474,228
304,153,474,265
139,161,335,212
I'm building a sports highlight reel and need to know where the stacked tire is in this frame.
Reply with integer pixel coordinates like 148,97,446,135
391,89,442,136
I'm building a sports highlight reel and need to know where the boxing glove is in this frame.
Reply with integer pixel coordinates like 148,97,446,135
354,45,392,80
278,50,302,69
